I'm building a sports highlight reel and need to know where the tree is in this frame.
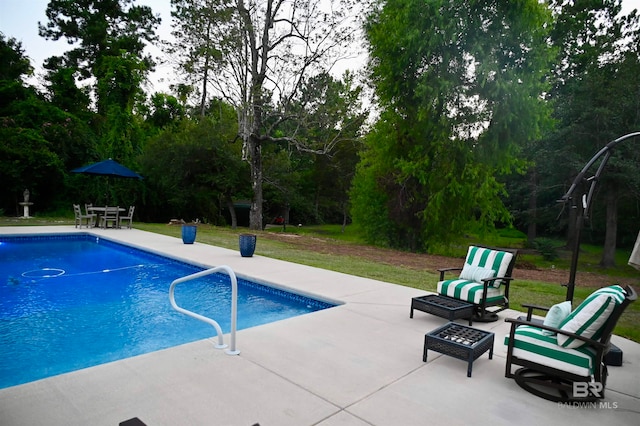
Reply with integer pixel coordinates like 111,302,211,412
353,0,554,250
43,56,91,117
138,99,248,224
0,34,95,213
539,0,640,266
95,49,149,160
39,0,160,161
170,0,363,230
265,71,367,226
145,92,186,130
0,33,33,81
167,0,233,116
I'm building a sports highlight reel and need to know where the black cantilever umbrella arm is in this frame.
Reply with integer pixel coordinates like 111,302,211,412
559,132,640,302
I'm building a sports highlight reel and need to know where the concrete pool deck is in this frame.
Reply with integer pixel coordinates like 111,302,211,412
1,226,639,426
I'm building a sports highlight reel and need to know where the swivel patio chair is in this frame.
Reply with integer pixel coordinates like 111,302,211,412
412,245,517,323
504,284,636,402
118,205,135,229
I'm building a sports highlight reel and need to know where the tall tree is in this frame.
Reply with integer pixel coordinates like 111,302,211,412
39,0,160,161
353,0,554,250
0,33,33,81
263,71,366,226
43,56,91,117
138,99,247,223
0,34,95,213
542,0,640,266
168,0,232,116
287,71,365,224
170,0,363,230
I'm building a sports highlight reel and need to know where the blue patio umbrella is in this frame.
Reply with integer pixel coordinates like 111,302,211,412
71,158,143,179
71,159,143,204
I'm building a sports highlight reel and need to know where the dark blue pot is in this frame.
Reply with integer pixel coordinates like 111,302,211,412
182,225,197,244
239,234,257,257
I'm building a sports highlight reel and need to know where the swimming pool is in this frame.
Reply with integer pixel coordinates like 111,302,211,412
0,234,335,389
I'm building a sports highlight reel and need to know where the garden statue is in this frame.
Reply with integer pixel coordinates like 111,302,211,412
19,188,33,218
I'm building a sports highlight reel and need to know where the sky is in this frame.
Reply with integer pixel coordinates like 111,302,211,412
1,0,639,94
0,0,367,94
0,0,175,93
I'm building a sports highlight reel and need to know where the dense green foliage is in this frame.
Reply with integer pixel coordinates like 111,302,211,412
353,0,554,251
0,1,639,254
505,0,640,264
0,34,96,213
138,100,247,223
39,0,160,165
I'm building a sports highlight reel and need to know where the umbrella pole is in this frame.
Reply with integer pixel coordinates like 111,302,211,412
105,176,110,205
560,132,640,302
565,198,584,302
560,133,640,367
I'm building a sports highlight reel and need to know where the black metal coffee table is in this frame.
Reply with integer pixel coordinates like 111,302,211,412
423,322,494,377
411,294,474,325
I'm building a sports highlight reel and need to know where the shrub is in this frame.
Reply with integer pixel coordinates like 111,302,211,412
534,238,559,261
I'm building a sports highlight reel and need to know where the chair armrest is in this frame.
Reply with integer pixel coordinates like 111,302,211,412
520,303,550,321
480,276,514,288
504,317,607,351
437,267,462,281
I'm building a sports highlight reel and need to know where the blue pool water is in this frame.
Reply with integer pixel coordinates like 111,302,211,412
0,234,335,389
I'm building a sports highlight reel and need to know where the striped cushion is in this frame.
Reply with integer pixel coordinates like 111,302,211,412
437,279,504,304
504,325,597,377
463,246,513,288
558,285,626,349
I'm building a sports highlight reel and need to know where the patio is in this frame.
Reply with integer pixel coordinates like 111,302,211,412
1,226,638,426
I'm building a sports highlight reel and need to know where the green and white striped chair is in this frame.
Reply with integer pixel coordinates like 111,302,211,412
504,285,637,402
437,245,518,321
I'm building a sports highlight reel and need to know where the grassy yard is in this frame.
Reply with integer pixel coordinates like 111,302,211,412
2,216,639,342
136,223,640,342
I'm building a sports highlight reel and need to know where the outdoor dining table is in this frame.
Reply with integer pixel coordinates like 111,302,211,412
87,206,125,228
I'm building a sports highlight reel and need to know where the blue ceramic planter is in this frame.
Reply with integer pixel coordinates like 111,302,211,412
239,234,257,257
181,225,197,244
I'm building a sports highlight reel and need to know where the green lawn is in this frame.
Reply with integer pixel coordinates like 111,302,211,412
1,217,638,342
137,223,640,343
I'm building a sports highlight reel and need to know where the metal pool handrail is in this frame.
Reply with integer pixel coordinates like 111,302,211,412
169,265,240,355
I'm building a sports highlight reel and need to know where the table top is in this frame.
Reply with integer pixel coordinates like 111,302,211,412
413,294,474,309
427,322,493,346
88,206,125,212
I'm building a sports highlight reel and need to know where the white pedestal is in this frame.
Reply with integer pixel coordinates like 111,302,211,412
19,202,33,218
